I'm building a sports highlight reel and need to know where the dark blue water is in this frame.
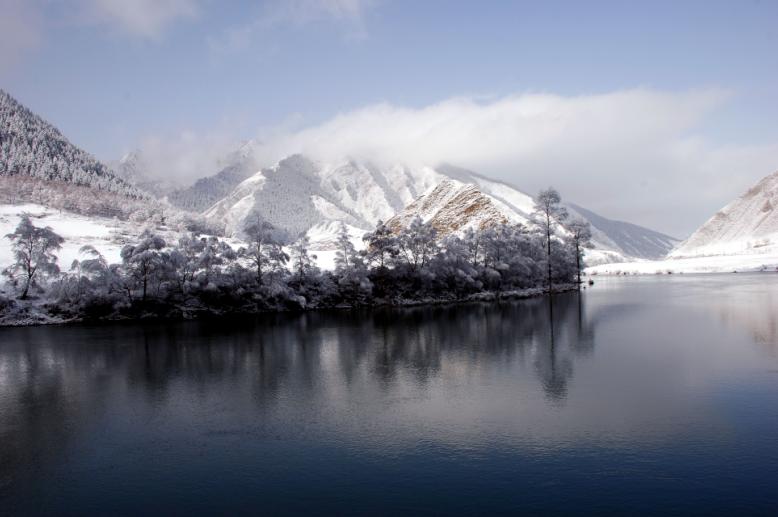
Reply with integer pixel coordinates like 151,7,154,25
1,274,778,515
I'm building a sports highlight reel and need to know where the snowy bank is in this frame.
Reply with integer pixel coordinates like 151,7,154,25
585,250,778,275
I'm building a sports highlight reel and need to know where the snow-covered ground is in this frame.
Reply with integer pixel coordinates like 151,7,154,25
0,203,360,274
586,247,778,275
0,204,137,268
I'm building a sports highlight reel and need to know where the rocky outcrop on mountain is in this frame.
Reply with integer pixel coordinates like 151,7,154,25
385,179,514,234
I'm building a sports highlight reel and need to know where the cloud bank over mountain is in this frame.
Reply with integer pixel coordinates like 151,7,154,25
220,88,771,236
120,88,777,237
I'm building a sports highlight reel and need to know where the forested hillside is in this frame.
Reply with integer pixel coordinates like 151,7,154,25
0,89,145,199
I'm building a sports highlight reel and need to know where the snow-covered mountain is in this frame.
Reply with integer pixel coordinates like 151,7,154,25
671,170,778,258
385,179,514,233
384,178,630,265
204,154,666,263
0,89,144,200
166,142,258,212
204,154,442,241
568,203,679,260
109,149,183,196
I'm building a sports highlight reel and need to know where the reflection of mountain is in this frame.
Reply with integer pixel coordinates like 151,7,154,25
706,279,778,355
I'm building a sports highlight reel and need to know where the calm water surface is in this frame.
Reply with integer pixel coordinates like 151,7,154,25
1,274,778,515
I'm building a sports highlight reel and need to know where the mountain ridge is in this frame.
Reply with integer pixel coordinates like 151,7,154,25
671,170,778,257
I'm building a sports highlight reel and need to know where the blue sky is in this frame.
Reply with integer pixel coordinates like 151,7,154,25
1,0,777,234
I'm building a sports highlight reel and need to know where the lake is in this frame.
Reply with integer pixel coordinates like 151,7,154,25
1,274,778,515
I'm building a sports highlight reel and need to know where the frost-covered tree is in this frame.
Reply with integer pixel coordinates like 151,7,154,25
396,216,438,272
533,188,568,292
195,236,236,285
567,219,593,286
461,227,483,268
0,89,145,199
333,224,372,304
3,214,64,298
241,214,288,286
362,220,398,269
290,234,317,282
168,234,205,295
120,231,167,302
432,234,481,298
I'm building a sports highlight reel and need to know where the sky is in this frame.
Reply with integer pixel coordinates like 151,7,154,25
1,0,777,236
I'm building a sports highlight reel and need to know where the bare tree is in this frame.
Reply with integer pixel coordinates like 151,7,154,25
567,219,593,287
533,188,568,292
241,214,288,286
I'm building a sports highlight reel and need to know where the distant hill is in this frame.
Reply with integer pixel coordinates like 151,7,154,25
0,89,145,200
671,170,778,258
568,203,679,260
166,142,258,212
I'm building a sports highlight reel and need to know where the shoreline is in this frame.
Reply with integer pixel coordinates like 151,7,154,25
0,284,580,328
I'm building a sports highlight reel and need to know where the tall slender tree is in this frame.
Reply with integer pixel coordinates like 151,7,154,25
533,188,568,293
567,219,593,287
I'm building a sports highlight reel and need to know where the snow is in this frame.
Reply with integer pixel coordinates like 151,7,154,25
588,169,778,274
204,154,661,265
0,203,361,276
0,204,127,268
586,249,778,275
672,171,778,257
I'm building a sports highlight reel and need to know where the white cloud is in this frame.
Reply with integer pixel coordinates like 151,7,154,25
209,0,375,55
243,89,777,236
80,0,200,39
134,130,240,186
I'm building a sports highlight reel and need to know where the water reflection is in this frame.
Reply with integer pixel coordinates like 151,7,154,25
2,275,778,515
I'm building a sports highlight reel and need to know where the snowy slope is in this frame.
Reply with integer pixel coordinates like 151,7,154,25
384,178,631,266
0,204,243,276
671,171,778,258
0,89,144,200
205,155,673,264
1,204,151,268
204,155,443,238
166,142,259,212
568,203,680,259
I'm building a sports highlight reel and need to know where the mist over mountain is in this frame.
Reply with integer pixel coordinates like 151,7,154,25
166,142,259,213
201,153,669,263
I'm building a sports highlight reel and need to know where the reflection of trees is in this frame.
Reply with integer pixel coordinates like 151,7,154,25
0,295,602,498
533,293,595,402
